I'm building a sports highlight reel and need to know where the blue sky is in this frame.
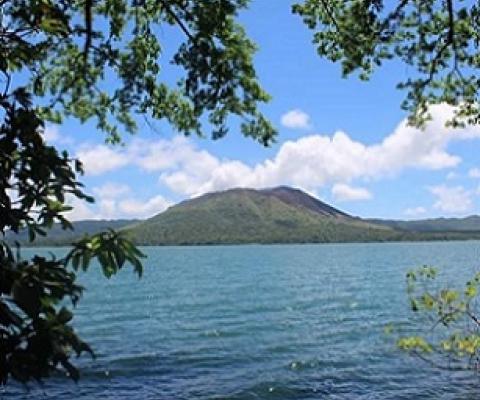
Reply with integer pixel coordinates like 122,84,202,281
45,1,480,221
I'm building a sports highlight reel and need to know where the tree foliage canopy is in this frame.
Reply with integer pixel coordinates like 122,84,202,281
293,0,480,127
3,0,275,144
3,0,480,386
0,0,274,385
397,266,480,371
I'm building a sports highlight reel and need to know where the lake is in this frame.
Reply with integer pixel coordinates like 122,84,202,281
3,241,480,399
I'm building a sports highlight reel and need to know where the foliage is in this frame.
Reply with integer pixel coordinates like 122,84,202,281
4,0,477,385
0,232,144,384
0,67,146,384
397,266,480,371
293,0,480,127
4,0,275,145
1,0,274,385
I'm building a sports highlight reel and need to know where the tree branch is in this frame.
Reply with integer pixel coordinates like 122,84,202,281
413,350,468,371
377,0,410,38
83,0,93,65
158,0,195,43
466,304,480,327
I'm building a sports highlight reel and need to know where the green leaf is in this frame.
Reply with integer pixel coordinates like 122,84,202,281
12,282,41,318
57,307,73,324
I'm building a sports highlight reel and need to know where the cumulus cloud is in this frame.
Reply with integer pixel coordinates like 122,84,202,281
404,206,427,217
280,109,311,129
118,195,172,218
331,183,372,202
93,182,131,199
65,196,98,221
74,105,480,201
469,168,480,178
429,185,473,214
76,144,130,175
66,182,172,220
154,105,480,197
41,125,75,145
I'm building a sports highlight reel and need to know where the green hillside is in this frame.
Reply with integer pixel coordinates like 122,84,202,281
123,187,403,245
368,216,480,233
9,187,480,246
6,219,137,246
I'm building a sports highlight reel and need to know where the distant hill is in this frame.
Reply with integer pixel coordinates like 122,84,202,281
5,219,137,246
122,187,403,245
368,215,480,233
7,187,480,246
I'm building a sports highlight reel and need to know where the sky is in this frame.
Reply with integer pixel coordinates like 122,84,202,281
44,1,480,221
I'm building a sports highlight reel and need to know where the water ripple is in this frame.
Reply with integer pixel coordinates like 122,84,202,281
5,242,480,399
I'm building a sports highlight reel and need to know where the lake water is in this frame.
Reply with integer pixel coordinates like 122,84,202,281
3,241,480,399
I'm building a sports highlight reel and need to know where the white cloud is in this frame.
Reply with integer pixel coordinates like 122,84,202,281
93,182,131,199
404,206,427,217
280,109,311,130
65,196,97,221
130,136,214,172
41,125,74,145
331,183,372,202
74,105,480,201
469,168,480,178
88,183,133,219
153,105,480,197
76,144,129,175
118,195,172,219
98,199,117,219
429,185,473,214
42,125,60,142
66,182,172,220
66,195,172,221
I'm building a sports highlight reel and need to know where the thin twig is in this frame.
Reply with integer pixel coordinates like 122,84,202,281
158,0,195,43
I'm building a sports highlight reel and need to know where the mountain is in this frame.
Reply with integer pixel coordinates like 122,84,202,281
260,186,349,218
7,187,480,246
122,187,402,245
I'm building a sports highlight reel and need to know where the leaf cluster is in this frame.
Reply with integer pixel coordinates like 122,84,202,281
0,0,277,385
0,234,145,384
0,83,145,383
2,0,275,144
397,266,480,371
293,0,480,127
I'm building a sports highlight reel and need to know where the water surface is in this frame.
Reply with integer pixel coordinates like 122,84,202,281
3,242,480,399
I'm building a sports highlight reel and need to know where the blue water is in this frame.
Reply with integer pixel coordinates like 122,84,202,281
3,242,480,399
